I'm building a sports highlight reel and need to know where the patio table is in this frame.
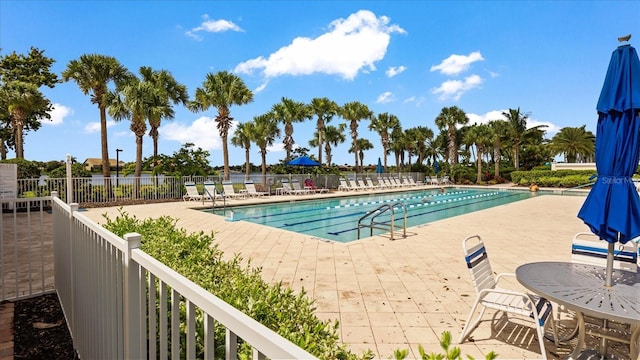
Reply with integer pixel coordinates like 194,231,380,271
516,261,640,359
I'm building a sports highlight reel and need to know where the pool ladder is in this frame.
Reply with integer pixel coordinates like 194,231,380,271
357,202,407,240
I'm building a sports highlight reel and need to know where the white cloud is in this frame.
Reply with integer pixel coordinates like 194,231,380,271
254,81,268,93
432,74,483,101
376,91,394,104
161,116,234,151
234,10,405,81
267,142,285,153
45,103,71,125
385,65,406,77
186,14,243,41
467,109,560,135
403,96,425,107
430,51,484,75
84,120,116,133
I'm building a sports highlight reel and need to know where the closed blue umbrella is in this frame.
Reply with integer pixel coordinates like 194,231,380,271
376,157,383,174
434,160,439,175
577,44,640,286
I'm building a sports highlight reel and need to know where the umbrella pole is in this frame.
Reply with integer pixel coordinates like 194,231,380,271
605,241,615,287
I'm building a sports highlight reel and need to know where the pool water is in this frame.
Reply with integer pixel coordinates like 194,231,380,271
205,188,555,243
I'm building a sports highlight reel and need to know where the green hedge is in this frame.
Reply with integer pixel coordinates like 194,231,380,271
511,170,595,188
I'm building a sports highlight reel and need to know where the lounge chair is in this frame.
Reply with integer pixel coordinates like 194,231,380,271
303,178,329,193
183,182,203,201
459,235,558,359
222,181,246,199
440,176,451,185
347,177,364,191
281,179,307,195
338,177,353,191
353,177,371,190
203,181,223,200
365,177,383,189
291,179,312,194
244,180,269,197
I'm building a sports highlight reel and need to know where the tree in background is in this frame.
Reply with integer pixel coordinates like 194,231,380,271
271,97,311,161
231,121,254,180
0,47,59,158
322,124,346,166
349,138,373,172
149,143,211,176
309,97,339,164
550,125,595,163
250,113,280,184
435,106,468,166
488,119,509,178
139,66,189,167
369,112,400,172
189,71,253,181
464,124,495,183
339,101,373,173
390,126,406,170
62,54,130,179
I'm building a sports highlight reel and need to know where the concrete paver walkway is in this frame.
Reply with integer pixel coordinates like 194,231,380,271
78,188,630,359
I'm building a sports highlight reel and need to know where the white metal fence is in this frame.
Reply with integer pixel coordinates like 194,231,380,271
14,172,426,208
51,192,316,359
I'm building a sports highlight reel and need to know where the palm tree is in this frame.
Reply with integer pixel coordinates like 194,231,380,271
339,101,373,173
349,138,373,172
139,66,188,167
107,76,156,181
271,97,311,161
550,125,595,163
434,106,468,165
488,119,509,178
230,121,254,180
369,112,400,171
503,107,547,170
323,124,346,166
309,97,339,164
0,81,49,158
250,113,280,184
189,71,253,180
62,54,131,178
412,126,434,166
390,126,406,170
464,124,495,183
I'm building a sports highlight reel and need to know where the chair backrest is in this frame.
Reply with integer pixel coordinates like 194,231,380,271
222,181,236,194
571,232,638,272
245,180,257,192
462,235,497,295
281,179,293,191
185,182,200,196
291,179,304,191
203,181,217,195
339,178,349,188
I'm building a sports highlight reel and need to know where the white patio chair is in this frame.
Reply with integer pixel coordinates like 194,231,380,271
183,182,203,201
440,175,451,185
291,179,312,194
281,179,306,195
244,180,269,197
222,181,246,199
460,235,558,359
203,181,223,200
338,178,351,191
556,232,640,345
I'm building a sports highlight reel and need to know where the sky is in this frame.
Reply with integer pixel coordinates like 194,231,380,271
1,1,639,167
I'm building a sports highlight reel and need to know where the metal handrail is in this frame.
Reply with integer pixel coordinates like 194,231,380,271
357,202,407,240
202,187,225,213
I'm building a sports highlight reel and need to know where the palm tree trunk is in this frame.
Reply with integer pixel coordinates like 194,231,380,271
12,108,25,159
222,136,230,180
477,146,483,183
244,148,250,180
261,149,267,185
494,143,500,178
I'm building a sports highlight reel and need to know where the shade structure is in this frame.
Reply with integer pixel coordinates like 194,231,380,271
577,44,640,286
286,155,320,167
434,160,440,175
376,158,383,174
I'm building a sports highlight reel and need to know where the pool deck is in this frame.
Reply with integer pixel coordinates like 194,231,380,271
79,185,631,359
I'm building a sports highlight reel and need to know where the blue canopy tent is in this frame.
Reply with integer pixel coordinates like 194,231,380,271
286,156,320,167
577,43,640,287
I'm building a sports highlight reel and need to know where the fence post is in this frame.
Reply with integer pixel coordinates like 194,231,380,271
68,203,78,332
123,232,142,359
66,154,73,204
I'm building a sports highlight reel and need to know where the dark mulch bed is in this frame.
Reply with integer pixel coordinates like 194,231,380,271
13,293,78,359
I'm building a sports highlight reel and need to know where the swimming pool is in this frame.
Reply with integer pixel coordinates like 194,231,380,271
205,188,567,243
